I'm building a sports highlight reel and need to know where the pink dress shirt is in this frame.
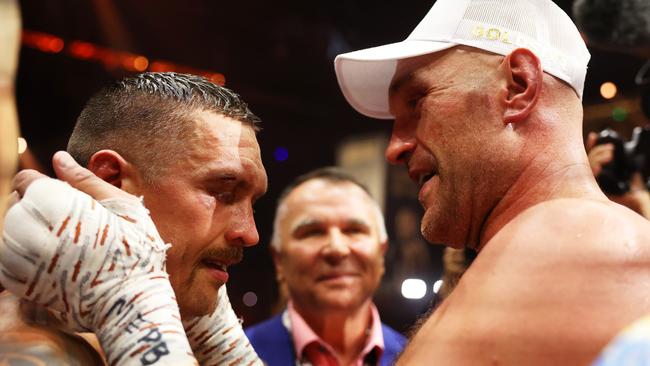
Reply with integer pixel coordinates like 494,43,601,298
284,301,385,366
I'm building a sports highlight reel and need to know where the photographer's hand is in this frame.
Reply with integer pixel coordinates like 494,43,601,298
587,132,650,220
586,132,614,176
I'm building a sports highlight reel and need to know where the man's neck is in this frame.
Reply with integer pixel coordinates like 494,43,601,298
478,149,607,251
294,300,374,364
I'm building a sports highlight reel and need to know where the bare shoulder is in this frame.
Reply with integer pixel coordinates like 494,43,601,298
495,197,650,257
398,198,650,365
0,293,105,366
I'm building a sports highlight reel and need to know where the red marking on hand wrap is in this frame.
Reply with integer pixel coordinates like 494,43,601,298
194,330,211,344
140,322,162,330
118,214,137,223
129,344,150,357
141,304,169,317
62,288,70,312
57,216,71,237
47,254,60,274
201,344,220,356
74,221,82,243
221,339,238,355
93,228,100,249
129,258,141,273
90,263,105,288
100,224,109,246
227,357,244,366
126,291,144,307
72,260,82,282
25,277,39,297
122,237,132,256
162,330,182,334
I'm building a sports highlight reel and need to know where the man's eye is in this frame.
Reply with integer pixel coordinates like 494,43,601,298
297,228,325,239
343,226,367,235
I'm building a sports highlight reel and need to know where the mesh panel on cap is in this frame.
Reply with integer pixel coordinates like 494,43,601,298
450,0,588,97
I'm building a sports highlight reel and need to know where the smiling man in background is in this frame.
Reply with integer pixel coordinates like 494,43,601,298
246,168,405,366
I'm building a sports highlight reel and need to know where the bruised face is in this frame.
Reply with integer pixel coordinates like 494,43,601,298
273,179,386,314
137,110,267,317
385,47,514,249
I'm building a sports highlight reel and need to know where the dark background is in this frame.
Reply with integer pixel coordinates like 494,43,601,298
13,0,649,333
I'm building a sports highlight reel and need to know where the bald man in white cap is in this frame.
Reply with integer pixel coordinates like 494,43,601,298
335,0,650,365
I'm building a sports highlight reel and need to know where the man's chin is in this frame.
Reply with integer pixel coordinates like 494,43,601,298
177,284,221,319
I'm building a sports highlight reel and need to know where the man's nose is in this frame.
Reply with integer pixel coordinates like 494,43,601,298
322,229,351,261
224,204,259,247
385,130,415,165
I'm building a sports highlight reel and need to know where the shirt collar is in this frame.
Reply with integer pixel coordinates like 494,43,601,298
284,301,385,365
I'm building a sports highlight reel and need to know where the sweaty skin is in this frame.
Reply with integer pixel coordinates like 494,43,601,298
0,112,266,363
385,47,650,365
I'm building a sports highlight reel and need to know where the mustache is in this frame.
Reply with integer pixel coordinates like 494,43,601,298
201,247,244,264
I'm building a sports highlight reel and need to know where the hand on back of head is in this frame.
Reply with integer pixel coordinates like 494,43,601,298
1,151,197,365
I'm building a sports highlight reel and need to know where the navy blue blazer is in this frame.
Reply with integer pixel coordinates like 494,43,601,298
245,312,406,366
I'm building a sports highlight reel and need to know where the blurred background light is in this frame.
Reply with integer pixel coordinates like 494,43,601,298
612,107,628,122
274,146,289,162
243,291,258,307
401,278,426,299
433,279,443,294
600,82,617,99
17,137,27,155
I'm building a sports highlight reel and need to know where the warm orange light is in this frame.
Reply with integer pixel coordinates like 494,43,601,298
208,73,226,85
600,82,617,99
149,61,174,72
133,56,149,72
69,42,96,59
48,38,64,53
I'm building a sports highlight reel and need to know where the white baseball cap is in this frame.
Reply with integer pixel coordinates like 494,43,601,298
334,0,591,119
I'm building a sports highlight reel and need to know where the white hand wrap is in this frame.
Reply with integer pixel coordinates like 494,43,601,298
1,178,197,366
184,285,263,366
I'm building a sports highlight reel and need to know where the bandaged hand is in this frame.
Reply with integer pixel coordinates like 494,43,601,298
183,285,262,366
1,151,197,366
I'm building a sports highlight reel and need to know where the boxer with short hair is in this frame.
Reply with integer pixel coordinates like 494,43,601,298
1,73,266,365
334,0,650,364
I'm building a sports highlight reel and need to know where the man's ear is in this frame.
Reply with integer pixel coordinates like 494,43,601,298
87,150,137,191
500,48,543,124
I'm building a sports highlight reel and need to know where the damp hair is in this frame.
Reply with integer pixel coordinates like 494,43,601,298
67,72,261,183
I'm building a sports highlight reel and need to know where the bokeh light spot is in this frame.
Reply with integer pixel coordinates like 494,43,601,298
600,82,617,100
17,137,27,154
612,107,628,122
243,291,258,307
274,147,289,162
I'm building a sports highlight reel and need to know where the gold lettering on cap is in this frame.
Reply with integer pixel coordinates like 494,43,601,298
487,28,500,40
472,25,485,38
472,25,511,44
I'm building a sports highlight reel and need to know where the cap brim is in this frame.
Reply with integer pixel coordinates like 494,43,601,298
335,40,456,119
